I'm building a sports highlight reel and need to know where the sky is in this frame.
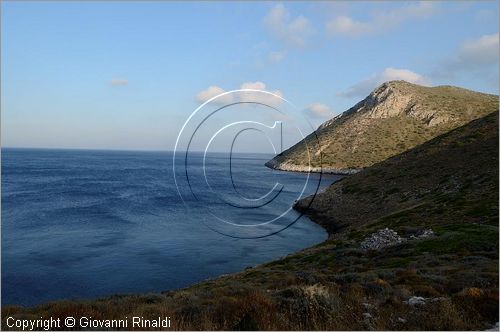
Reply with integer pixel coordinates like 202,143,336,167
1,1,498,152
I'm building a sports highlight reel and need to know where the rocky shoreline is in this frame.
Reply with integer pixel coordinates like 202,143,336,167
264,160,361,175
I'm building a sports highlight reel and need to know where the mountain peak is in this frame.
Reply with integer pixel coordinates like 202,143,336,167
375,79,420,91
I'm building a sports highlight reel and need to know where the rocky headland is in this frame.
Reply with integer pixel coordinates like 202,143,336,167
266,81,498,174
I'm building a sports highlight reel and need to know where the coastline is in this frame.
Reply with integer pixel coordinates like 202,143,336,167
3,111,498,330
264,160,362,175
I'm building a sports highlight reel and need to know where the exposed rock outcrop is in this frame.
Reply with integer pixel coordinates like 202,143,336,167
360,228,405,250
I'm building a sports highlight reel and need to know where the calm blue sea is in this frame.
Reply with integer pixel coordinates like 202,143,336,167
1,148,339,306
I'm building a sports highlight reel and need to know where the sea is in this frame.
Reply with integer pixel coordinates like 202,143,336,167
1,148,340,306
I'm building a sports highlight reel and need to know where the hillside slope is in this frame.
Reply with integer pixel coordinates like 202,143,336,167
3,114,498,331
266,81,498,173
294,111,499,234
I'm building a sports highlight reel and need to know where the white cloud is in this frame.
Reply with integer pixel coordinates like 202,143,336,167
240,81,267,90
446,33,499,72
195,86,234,105
110,78,128,86
268,51,287,63
339,68,430,98
263,4,315,48
326,1,436,37
195,82,284,107
326,16,371,37
304,103,334,119
239,81,284,107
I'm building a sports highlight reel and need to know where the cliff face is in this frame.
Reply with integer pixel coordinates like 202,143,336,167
266,81,498,173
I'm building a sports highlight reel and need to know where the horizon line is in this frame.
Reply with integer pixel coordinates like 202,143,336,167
1,146,278,155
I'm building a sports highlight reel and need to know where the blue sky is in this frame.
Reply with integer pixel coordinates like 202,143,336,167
1,1,498,152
